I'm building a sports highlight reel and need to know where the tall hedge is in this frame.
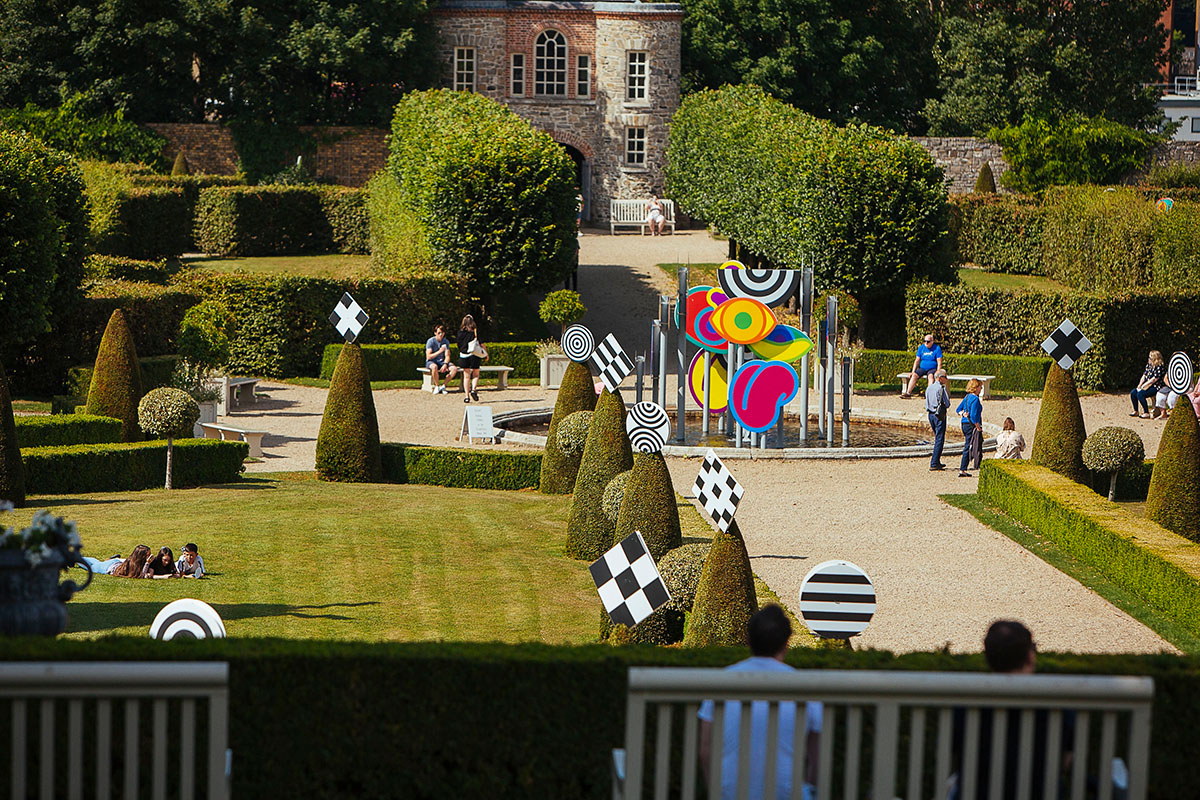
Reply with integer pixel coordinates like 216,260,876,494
685,519,757,648
316,342,382,482
614,452,681,561
540,361,598,494
1145,400,1200,542
321,342,542,382
1030,364,1088,484
195,186,368,257
664,85,952,300
85,310,143,442
382,89,577,293
565,388,632,560
0,361,25,507
948,193,1044,275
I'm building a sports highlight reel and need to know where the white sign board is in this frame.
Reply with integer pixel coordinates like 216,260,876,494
460,405,495,444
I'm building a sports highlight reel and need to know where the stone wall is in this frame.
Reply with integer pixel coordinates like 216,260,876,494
1150,140,1200,166
910,136,1009,194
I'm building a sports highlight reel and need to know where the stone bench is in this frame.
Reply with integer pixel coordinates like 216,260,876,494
417,365,513,391
897,372,996,399
214,376,261,415
198,422,267,458
610,198,676,235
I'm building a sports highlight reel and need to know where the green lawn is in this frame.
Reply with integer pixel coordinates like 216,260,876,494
183,253,372,279
658,262,722,288
956,267,1068,293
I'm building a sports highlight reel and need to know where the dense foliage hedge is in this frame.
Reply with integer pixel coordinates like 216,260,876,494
0,639,1198,800
905,282,1200,390
540,361,598,494
20,439,246,494
854,349,1052,392
82,160,214,258
195,186,368,257
383,90,577,293
686,519,757,647
0,98,168,167
665,85,952,299
1145,400,1200,542
978,460,1200,643
0,361,24,506
381,444,541,490
84,254,173,284
13,415,122,448
320,342,541,381
566,389,633,560
614,452,681,561
948,193,1044,274
1029,364,1088,484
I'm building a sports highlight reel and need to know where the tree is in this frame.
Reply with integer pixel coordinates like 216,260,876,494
684,519,757,647
565,388,632,560
0,361,26,508
1030,363,1087,484
85,309,143,443
539,361,597,494
614,452,681,562
316,342,382,482
1145,400,1200,542
1081,426,1144,501
538,291,586,338
137,388,200,490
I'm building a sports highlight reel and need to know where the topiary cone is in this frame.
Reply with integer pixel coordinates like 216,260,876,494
1145,399,1200,541
0,360,26,507
974,162,997,194
86,309,143,442
565,387,632,559
685,519,756,648
615,451,681,561
1030,363,1088,483
540,360,597,493
316,342,382,482
171,151,190,176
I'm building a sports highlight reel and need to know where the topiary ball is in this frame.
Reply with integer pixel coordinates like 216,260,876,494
658,542,711,613
137,387,200,439
602,470,631,524
556,410,592,458
1082,427,1144,475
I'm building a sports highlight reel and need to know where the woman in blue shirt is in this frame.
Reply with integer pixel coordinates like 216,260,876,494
956,378,983,477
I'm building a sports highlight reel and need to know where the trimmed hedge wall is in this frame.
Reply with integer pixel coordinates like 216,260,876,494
66,355,180,398
854,349,1052,393
321,342,541,381
0,639,1195,800
83,254,173,284
91,187,192,259
195,185,369,257
21,439,246,494
905,282,1200,390
381,443,541,490
13,415,122,448
978,460,1200,641
948,193,1044,274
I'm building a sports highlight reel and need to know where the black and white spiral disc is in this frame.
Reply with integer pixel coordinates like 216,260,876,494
718,267,800,308
149,599,226,640
562,324,595,362
1168,352,1194,394
626,402,670,453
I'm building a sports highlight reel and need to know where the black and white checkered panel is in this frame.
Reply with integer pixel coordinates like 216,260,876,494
329,292,369,343
591,333,635,392
692,448,744,533
589,532,671,627
1040,318,1092,370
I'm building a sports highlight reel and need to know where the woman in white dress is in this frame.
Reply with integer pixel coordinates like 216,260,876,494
645,194,666,236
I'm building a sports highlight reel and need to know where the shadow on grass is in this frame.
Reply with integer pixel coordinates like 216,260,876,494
66,600,380,632
32,497,133,507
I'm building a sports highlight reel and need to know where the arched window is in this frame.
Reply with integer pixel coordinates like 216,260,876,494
534,30,567,96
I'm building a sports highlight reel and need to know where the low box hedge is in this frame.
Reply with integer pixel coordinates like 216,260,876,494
21,439,247,494
381,443,541,490
853,349,1052,393
83,254,174,284
195,185,368,257
978,460,1200,642
0,639,1194,800
66,354,180,398
321,342,542,381
13,414,122,448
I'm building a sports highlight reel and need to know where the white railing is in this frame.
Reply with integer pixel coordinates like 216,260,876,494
1,662,230,800
1174,74,1199,95
614,667,1153,800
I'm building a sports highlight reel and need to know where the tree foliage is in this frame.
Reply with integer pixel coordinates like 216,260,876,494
0,361,26,508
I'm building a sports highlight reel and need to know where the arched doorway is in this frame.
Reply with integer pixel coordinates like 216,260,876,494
560,143,590,223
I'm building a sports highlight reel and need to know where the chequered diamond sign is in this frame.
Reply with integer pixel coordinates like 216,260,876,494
589,531,671,628
1040,318,1092,370
329,292,369,343
591,333,635,392
692,448,743,533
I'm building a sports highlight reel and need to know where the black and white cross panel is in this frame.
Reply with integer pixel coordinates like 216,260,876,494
329,292,369,343
591,333,635,393
692,448,744,533
1040,318,1092,370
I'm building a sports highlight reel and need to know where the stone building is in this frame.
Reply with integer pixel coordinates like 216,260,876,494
433,0,683,224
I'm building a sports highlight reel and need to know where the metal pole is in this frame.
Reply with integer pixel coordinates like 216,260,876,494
650,320,659,403
826,295,838,446
842,356,851,445
635,355,645,403
734,346,744,448
675,269,688,442
801,267,813,441
658,299,669,410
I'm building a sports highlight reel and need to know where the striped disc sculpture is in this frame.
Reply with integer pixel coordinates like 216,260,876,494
798,560,875,639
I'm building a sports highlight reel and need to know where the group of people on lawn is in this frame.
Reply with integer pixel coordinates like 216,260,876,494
424,315,488,403
80,543,204,579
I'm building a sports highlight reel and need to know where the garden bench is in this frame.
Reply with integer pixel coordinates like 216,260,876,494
417,365,513,391
896,372,996,399
214,376,260,415
198,422,267,458
610,199,676,235
611,667,1153,800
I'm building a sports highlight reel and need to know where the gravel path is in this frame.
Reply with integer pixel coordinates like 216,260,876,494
224,228,1176,655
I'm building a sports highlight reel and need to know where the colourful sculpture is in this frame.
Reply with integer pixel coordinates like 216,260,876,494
688,351,729,412
710,297,777,345
748,324,814,363
677,286,729,353
728,360,799,433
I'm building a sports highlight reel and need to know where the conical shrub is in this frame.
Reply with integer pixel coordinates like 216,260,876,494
86,309,143,442
171,151,190,176
974,162,996,194
1146,399,1200,541
565,387,632,559
540,360,597,493
0,360,26,507
601,606,684,646
316,342,382,482
1030,363,1087,483
615,452,681,561
685,519,757,647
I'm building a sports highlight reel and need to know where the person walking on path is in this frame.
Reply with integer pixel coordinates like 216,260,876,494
699,605,822,800
956,378,984,477
926,369,951,471
1129,350,1165,418
903,334,943,399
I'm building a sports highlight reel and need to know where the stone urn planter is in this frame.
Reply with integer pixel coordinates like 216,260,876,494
0,545,91,637
540,354,570,389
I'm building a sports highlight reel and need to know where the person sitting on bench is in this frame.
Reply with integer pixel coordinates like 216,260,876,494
425,324,459,395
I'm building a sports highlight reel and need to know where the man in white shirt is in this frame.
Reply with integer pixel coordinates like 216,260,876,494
699,605,823,800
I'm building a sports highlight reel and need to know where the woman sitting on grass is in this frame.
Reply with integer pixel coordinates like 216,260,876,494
80,544,152,577
142,546,179,578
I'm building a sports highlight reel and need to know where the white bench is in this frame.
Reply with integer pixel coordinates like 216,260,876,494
610,198,676,235
417,365,513,391
897,372,996,399
214,376,260,415
198,422,267,458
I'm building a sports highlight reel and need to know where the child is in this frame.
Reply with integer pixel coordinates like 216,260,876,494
176,542,206,578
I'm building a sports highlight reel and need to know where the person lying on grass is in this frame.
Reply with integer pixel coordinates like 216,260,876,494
175,542,205,578
80,544,152,577
142,546,179,578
